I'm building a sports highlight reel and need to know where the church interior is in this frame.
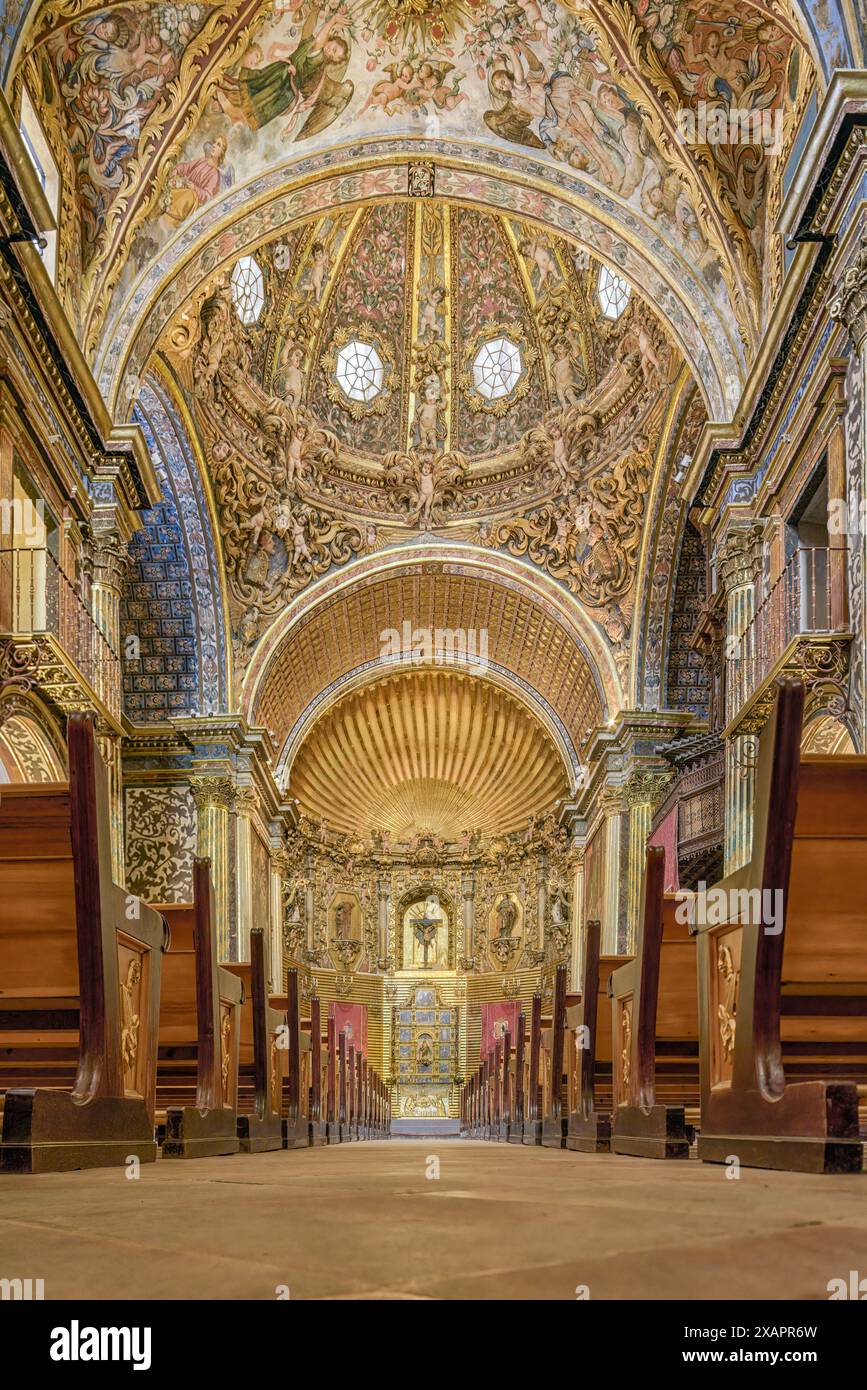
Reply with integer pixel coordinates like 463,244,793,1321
0,0,866,1317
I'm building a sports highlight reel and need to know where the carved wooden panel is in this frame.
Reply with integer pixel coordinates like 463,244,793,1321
614,994,633,1109
117,935,148,1100
219,1001,236,1110
710,926,742,1088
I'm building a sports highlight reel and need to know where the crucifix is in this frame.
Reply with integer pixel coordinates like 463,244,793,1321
413,913,439,969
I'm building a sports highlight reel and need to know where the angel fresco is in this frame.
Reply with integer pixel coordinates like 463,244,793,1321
360,57,465,118
45,8,195,260
484,51,545,149
216,4,354,141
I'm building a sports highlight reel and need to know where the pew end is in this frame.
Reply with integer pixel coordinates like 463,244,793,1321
609,855,698,1160
565,922,629,1154
154,859,242,1159
224,930,284,1153
696,678,867,1174
0,713,168,1173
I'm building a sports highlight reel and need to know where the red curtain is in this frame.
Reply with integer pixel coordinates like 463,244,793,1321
329,1002,368,1056
481,1001,521,1057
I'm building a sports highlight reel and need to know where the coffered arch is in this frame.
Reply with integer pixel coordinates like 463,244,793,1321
243,545,618,781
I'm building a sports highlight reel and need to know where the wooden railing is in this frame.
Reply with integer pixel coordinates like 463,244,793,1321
727,547,842,720
0,545,119,715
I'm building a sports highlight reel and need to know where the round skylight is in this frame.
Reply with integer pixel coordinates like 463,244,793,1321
230,254,264,325
597,264,631,320
335,339,384,403
472,336,522,400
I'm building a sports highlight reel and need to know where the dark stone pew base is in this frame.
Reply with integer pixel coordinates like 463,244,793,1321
282,1116,311,1149
698,1133,863,1174
237,1112,283,1153
612,1103,690,1160
162,1105,240,1159
565,1111,611,1153
1,1089,157,1173
541,1117,567,1149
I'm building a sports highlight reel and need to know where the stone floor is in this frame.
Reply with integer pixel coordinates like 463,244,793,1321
1,1140,864,1300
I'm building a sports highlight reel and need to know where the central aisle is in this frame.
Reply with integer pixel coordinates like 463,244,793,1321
1,1142,862,1300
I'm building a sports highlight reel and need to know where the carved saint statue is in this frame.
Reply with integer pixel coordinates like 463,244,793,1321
495,896,518,939
333,900,353,941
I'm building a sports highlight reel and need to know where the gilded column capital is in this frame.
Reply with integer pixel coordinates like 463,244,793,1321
88,528,131,593
717,524,764,594
622,770,673,811
831,235,867,351
190,775,235,813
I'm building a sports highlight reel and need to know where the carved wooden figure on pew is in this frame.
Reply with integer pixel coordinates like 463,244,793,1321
154,857,242,1159
0,712,168,1173
695,677,867,1174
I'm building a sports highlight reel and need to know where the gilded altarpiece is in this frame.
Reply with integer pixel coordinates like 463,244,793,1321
393,986,458,1090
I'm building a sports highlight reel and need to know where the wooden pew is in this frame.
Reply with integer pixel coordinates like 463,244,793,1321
498,1027,514,1141
154,857,242,1159
268,968,310,1149
507,1012,527,1144
696,677,867,1174
0,712,167,1173
565,921,629,1153
224,928,284,1152
309,996,327,1145
325,1015,340,1143
521,993,543,1145
541,966,570,1148
608,848,699,1159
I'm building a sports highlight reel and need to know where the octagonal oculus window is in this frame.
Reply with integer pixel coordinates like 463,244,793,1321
597,264,631,320
335,339,384,403
472,336,523,400
231,254,265,325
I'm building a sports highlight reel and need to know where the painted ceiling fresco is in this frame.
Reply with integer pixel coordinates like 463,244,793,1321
16,0,818,379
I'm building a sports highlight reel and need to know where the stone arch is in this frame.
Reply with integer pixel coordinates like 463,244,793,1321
801,711,857,755
242,543,622,762
121,374,230,719
101,153,744,421
0,696,66,782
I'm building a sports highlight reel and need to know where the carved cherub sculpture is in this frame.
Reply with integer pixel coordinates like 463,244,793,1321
383,447,467,530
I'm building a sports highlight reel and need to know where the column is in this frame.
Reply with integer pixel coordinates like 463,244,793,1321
88,528,128,881
233,784,259,963
718,524,764,873
461,871,475,966
96,727,124,885
600,791,622,955
623,772,670,948
268,844,285,993
568,850,584,990
377,874,391,970
89,528,127,719
831,234,867,747
191,776,233,959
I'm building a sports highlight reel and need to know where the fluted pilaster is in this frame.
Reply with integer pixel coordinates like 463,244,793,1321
191,776,233,958
718,523,764,872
